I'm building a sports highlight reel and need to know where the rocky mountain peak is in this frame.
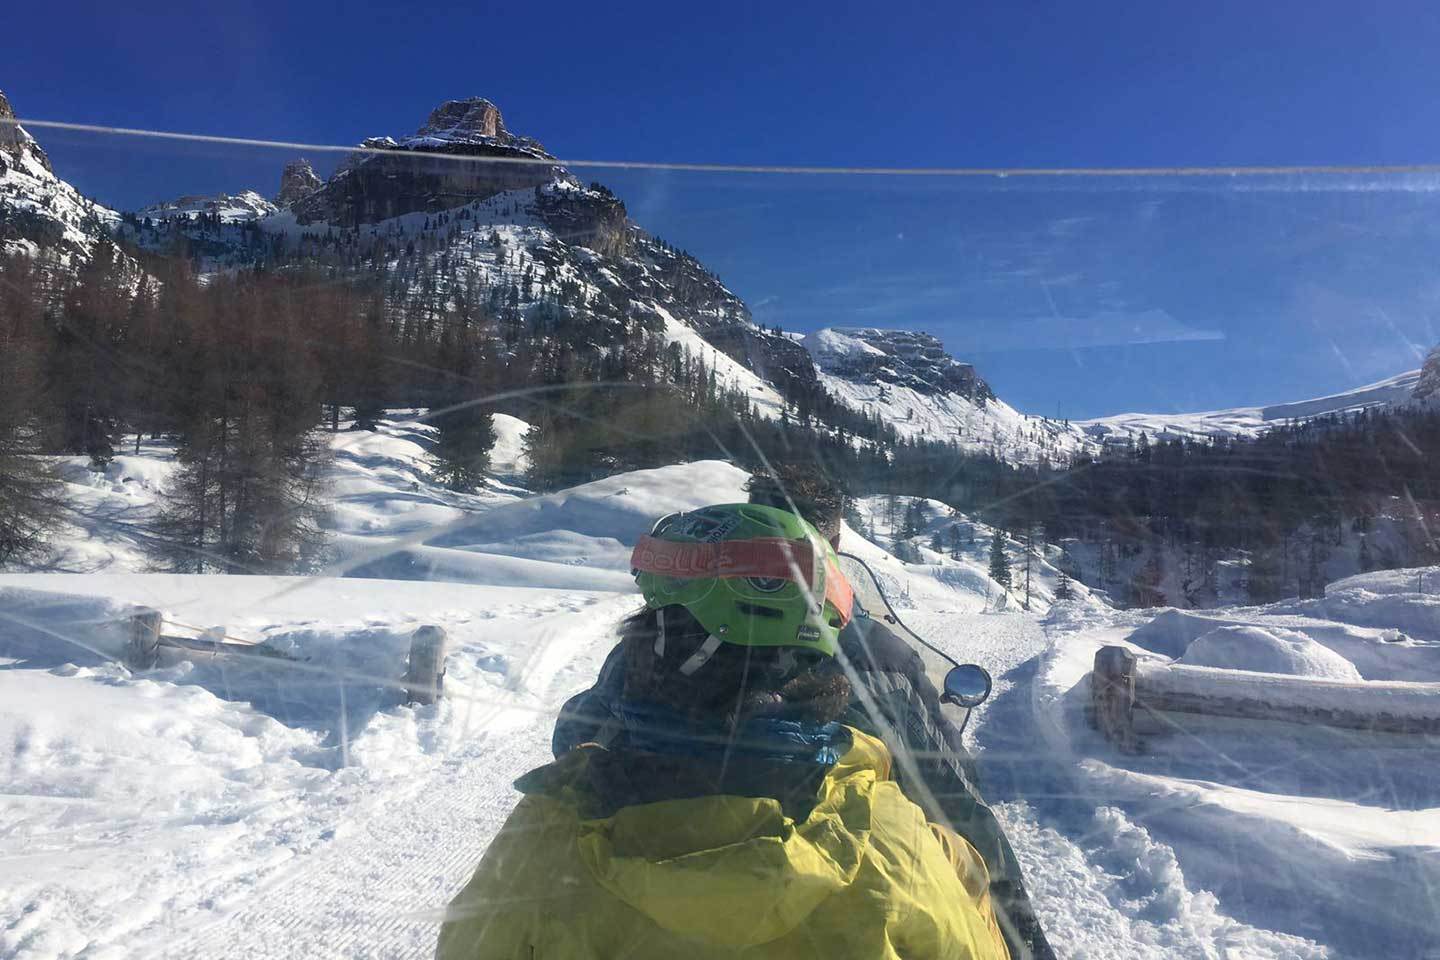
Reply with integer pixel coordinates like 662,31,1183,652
806,327,991,400
275,158,322,206
416,98,508,141
0,90,52,174
290,96,565,227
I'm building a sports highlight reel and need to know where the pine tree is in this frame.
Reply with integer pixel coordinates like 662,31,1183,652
988,529,1011,588
431,406,497,492
1131,554,1166,608
0,254,60,563
1055,570,1074,601
901,500,921,540
1246,544,1284,603
947,524,963,559
150,272,331,574
929,529,944,553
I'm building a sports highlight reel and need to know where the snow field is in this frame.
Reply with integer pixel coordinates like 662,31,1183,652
1029,571,1440,957
1,435,760,957
5,421,1439,957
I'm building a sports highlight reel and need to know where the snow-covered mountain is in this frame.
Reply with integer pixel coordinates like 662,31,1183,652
796,325,1439,464
137,190,279,223
799,327,1095,465
113,97,806,426
0,89,118,258
8,89,1436,470
1078,366,1431,445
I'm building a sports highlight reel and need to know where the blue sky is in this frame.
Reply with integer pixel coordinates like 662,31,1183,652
8,0,1440,416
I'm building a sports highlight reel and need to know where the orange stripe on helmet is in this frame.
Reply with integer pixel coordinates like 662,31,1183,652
823,554,855,625
631,535,853,627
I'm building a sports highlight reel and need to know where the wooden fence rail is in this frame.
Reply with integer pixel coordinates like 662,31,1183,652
125,611,449,705
1088,644,1440,753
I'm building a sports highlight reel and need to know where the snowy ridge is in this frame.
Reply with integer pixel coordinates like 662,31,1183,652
803,327,1094,464
4,433,1436,956
806,325,1437,463
652,304,786,420
137,189,279,223
1078,367,1427,443
820,370,1090,464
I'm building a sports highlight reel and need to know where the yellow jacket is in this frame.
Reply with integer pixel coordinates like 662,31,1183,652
437,728,1009,959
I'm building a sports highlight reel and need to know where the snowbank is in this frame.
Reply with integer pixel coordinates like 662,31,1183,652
422,459,751,568
1178,625,1363,681
0,572,640,958
1032,583,1440,956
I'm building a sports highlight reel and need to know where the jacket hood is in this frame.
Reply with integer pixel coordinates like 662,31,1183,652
572,733,887,947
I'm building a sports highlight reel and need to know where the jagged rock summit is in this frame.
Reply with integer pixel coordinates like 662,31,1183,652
291,97,564,226
422,98,504,138
275,158,322,206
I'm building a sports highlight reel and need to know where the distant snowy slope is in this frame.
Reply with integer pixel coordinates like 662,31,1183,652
803,325,1434,458
137,190,279,223
1079,368,1425,442
800,327,1094,465
653,304,787,420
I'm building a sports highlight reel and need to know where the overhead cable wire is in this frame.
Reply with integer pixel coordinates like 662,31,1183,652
8,116,1440,178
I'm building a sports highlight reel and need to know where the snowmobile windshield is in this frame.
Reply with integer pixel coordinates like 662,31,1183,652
9,42,1440,960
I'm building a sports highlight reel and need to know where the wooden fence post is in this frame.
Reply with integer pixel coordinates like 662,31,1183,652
127,609,162,671
404,625,449,705
1091,645,1140,754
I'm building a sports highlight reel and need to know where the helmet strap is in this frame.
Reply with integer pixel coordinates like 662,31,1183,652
677,633,724,677
654,607,668,658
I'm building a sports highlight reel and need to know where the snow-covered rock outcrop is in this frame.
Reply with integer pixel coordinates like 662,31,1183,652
290,97,567,227
0,89,119,257
800,327,1094,465
275,157,323,207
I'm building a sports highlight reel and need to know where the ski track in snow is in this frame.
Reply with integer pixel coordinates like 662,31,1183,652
168,595,633,960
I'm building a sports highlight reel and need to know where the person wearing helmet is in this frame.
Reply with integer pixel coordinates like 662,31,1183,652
436,504,1011,960
552,474,1056,960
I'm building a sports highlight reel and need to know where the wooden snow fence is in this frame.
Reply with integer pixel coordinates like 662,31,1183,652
1088,645,1440,754
401,624,449,705
126,608,298,669
126,609,449,705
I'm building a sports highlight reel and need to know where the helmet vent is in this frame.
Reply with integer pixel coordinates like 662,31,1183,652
736,602,783,620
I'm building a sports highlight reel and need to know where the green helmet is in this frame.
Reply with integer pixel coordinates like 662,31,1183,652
630,503,854,662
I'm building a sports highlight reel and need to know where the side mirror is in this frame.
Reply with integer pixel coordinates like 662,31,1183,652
943,664,992,708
